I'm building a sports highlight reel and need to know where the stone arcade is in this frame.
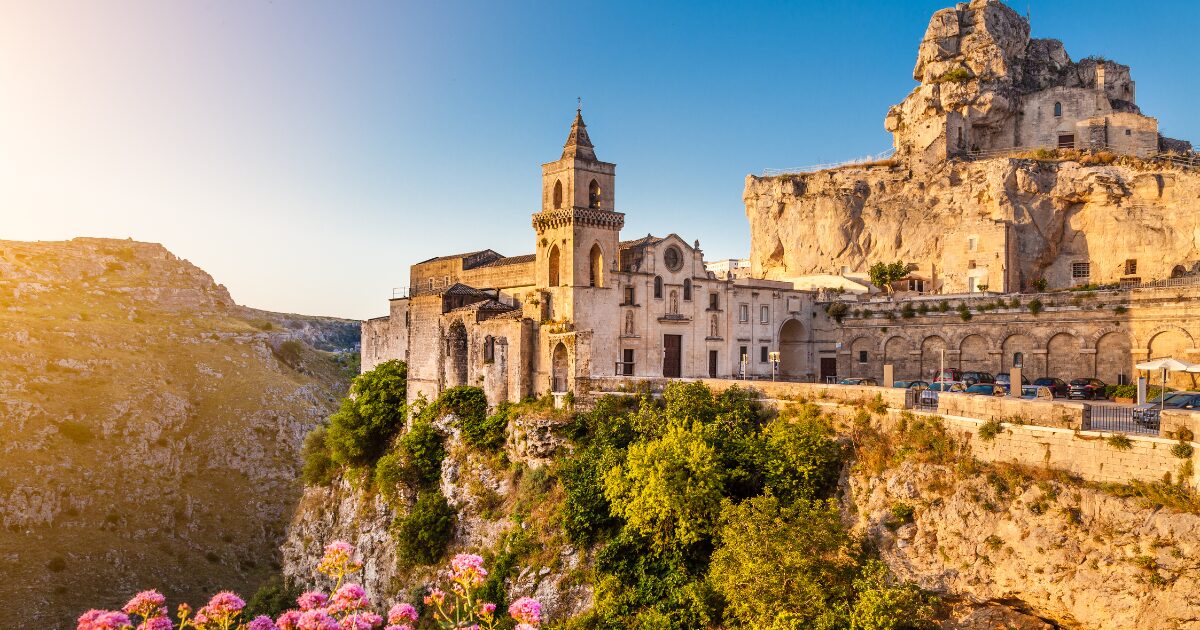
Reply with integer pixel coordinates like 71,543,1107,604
363,111,820,406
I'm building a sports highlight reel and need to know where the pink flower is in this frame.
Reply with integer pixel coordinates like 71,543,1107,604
297,591,329,611
508,597,541,626
338,612,383,630
137,618,173,630
449,553,488,586
204,591,246,616
383,626,412,630
386,603,418,624
329,583,368,613
276,610,302,630
78,610,132,630
317,540,362,579
296,609,339,630
123,590,167,618
247,615,280,630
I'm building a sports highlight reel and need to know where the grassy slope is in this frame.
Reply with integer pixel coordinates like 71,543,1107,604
0,238,354,628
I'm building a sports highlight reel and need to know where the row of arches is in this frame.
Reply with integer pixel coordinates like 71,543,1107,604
846,328,1171,384
551,179,603,210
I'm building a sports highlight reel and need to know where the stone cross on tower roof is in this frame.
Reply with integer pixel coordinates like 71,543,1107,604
561,107,597,161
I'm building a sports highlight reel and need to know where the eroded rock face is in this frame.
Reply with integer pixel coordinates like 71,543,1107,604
851,460,1200,629
745,158,1200,292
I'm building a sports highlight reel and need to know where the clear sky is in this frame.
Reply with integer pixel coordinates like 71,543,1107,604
2,1,1197,320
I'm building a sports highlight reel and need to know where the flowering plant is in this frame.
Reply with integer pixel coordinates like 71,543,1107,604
78,541,542,630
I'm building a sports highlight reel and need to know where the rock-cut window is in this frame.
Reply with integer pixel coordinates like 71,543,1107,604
553,180,563,209
1053,102,1062,117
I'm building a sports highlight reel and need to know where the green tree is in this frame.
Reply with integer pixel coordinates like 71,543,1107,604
325,360,408,466
604,424,725,550
759,407,843,503
710,495,858,629
868,261,909,294
393,490,455,565
849,560,936,630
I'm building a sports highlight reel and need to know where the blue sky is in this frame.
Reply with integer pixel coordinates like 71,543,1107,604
2,0,1197,319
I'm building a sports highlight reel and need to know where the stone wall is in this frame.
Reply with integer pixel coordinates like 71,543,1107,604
361,298,409,372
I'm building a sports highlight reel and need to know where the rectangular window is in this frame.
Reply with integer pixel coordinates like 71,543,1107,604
623,285,634,305
1124,259,1137,275
622,349,634,376
858,350,868,364
1072,261,1090,279
739,304,749,323
709,293,719,310
968,236,977,251
739,346,748,363
759,305,769,324
760,346,769,363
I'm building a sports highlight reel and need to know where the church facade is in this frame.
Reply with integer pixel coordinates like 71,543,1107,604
361,111,822,406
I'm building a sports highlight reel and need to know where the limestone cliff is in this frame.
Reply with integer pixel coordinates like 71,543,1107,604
853,460,1200,628
0,238,356,628
746,156,1200,292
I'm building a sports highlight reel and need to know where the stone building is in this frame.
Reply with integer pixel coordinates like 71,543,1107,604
364,111,820,406
886,0,1187,169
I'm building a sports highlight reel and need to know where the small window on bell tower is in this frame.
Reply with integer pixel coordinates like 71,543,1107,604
553,180,563,209
589,179,602,208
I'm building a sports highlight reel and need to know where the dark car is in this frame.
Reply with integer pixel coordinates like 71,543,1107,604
1032,377,1069,398
934,368,962,383
894,380,930,390
1068,378,1107,400
961,371,995,386
965,383,1007,397
995,373,1030,392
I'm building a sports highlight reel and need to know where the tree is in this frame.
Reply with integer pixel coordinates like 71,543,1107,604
868,261,909,294
325,360,408,466
604,424,725,550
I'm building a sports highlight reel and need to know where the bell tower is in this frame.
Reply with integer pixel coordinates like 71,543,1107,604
533,108,623,297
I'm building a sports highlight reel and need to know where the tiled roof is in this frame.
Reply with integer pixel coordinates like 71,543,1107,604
446,299,517,314
441,283,494,297
475,253,535,268
619,235,662,249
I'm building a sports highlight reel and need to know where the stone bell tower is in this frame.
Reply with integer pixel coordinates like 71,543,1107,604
532,108,624,320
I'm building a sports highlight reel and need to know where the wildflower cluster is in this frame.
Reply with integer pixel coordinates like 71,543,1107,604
78,541,542,630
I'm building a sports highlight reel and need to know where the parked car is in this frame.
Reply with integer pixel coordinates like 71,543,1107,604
1020,385,1055,401
894,380,929,390
1067,378,1107,400
918,381,966,407
1032,377,1069,398
994,373,1029,392
934,368,962,383
839,377,878,386
966,383,1007,397
961,371,995,386
1133,391,1200,427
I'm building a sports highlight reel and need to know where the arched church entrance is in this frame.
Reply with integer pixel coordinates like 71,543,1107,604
779,319,805,379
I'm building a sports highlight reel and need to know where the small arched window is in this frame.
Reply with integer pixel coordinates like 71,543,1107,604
588,179,602,208
553,180,563,209
548,245,561,286
1053,102,1062,117
484,336,495,362
1013,352,1024,368
589,243,603,288
683,279,692,301
654,276,663,299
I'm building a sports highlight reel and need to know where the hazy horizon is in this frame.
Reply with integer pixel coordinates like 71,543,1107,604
3,0,1198,320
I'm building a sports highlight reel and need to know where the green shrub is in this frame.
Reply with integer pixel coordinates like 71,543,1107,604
273,339,305,368
395,416,447,487
978,419,1003,442
325,360,408,467
1106,434,1133,451
848,560,936,630
900,303,915,319
956,303,972,322
301,425,337,485
937,300,950,313
827,302,849,323
1171,441,1194,459
559,444,618,545
438,386,487,429
1032,278,1048,292
1028,298,1044,315
245,575,301,619
936,67,971,83
889,502,914,526
462,402,510,451
393,490,455,565
374,452,407,502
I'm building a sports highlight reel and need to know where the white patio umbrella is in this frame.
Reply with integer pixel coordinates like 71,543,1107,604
1135,357,1198,410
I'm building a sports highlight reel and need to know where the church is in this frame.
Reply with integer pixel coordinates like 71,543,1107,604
361,110,821,406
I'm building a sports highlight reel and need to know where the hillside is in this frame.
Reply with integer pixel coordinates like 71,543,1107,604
0,238,356,628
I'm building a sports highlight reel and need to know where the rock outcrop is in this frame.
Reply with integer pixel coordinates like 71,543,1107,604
852,460,1200,629
0,238,356,628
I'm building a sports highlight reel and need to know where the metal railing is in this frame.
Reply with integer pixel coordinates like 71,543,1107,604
392,278,458,299
762,149,896,176
1082,404,1159,436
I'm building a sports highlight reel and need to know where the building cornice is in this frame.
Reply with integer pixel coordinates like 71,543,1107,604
532,207,625,234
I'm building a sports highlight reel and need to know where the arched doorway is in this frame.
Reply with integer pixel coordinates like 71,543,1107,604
883,336,914,380
779,319,805,378
920,335,946,381
447,321,468,387
1046,332,1085,380
551,342,569,393
1095,330,1131,384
